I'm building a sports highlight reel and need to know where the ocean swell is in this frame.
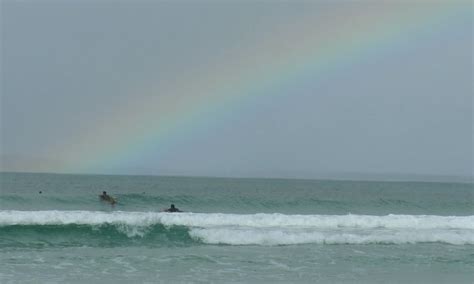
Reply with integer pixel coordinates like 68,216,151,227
1,210,473,246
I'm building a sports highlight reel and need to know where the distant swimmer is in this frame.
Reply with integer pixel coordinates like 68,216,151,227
99,191,116,205
163,204,182,213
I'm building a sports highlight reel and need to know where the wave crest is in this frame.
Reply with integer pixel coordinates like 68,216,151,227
1,210,472,229
1,210,473,246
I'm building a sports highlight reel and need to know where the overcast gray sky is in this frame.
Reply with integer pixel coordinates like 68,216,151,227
1,1,472,179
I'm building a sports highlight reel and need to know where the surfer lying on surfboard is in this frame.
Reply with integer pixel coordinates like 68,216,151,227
163,204,182,212
99,191,116,205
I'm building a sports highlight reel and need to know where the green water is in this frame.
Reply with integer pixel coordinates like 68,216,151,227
0,172,473,283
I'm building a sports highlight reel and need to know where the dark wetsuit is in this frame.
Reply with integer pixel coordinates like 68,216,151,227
164,206,182,212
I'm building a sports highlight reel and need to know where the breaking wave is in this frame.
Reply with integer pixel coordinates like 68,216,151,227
1,210,473,246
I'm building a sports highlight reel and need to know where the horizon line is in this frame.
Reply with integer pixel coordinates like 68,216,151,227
1,170,472,184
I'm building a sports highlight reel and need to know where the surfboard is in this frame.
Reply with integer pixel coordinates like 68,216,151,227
100,195,116,205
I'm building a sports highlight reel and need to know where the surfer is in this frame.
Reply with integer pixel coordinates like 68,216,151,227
164,204,182,213
99,191,116,205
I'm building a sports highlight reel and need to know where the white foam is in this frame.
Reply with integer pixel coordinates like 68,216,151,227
189,227,474,245
0,210,473,230
1,210,473,245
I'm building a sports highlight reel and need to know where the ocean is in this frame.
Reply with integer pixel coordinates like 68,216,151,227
0,172,472,283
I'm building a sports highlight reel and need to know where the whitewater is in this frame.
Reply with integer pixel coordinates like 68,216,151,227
2,210,473,246
1,173,473,283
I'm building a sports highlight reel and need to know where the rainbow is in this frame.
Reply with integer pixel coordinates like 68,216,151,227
55,3,469,174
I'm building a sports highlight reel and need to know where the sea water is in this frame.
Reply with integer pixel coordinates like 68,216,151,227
0,172,472,283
